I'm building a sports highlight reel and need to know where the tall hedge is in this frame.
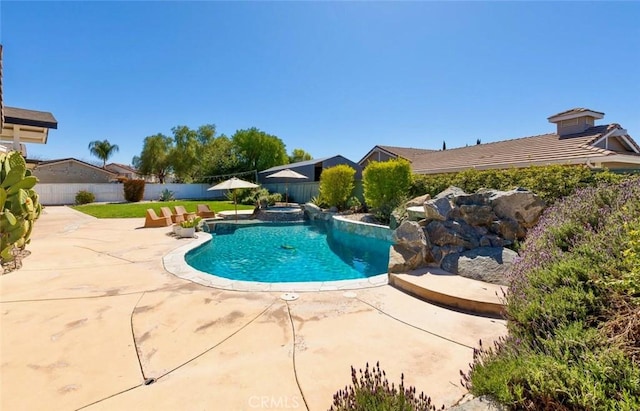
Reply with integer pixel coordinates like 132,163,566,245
123,179,145,202
318,164,356,210
363,159,411,222
410,165,626,203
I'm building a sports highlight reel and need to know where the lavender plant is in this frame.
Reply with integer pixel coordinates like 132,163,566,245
463,177,640,410
330,362,443,411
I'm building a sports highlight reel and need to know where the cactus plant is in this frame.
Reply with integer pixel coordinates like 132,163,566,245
1,151,42,265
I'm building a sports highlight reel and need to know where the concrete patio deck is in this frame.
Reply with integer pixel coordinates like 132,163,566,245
0,206,506,411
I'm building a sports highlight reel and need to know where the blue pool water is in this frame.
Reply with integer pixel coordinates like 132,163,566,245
185,221,391,283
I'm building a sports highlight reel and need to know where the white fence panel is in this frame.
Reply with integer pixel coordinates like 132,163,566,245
262,182,320,204
35,183,217,205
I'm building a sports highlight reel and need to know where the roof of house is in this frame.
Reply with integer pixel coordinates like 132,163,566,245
404,124,639,174
359,145,435,164
105,163,139,174
548,107,605,118
259,156,351,174
4,106,58,129
33,158,117,175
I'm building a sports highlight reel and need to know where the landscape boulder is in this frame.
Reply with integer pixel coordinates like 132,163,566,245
389,186,544,282
441,247,517,285
489,188,546,228
388,221,434,272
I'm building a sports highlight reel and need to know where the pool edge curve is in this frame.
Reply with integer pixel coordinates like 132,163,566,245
163,233,389,292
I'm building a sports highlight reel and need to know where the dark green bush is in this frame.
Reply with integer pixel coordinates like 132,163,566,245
410,165,626,204
363,159,411,223
330,362,442,411
319,164,356,210
123,179,145,202
74,190,95,205
464,177,640,410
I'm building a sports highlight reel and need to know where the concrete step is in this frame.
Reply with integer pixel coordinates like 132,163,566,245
389,268,507,317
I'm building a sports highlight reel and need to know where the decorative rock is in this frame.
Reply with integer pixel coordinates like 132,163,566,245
490,219,524,241
393,220,428,246
490,187,545,228
441,247,517,285
426,220,480,249
304,202,322,219
406,206,425,222
447,395,508,411
453,192,490,206
406,193,431,207
450,204,497,226
431,245,465,265
388,221,434,272
390,207,407,230
435,186,467,200
388,186,544,279
423,197,452,221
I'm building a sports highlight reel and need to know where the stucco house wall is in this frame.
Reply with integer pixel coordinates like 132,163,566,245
32,159,116,183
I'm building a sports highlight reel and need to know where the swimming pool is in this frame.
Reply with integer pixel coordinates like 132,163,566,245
185,221,392,283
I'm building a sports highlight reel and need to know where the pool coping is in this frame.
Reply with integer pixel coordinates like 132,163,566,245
162,232,389,292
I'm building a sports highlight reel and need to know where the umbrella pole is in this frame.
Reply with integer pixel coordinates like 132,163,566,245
234,190,238,222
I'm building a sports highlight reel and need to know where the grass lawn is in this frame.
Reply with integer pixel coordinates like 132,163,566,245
70,200,254,218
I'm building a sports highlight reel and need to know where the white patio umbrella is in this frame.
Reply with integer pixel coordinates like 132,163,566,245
265,168,308,205
207,177,259,221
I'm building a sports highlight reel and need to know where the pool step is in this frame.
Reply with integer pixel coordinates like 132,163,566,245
389,268,506,317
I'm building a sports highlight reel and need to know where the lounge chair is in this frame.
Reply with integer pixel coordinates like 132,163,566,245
160,206,184,224
196,204,219,218
144,208,172,228
174,205,197,221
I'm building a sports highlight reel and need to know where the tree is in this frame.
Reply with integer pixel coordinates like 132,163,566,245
232,127,288,171
289,148,312,163
476,138,481,145
88,139,119,168
442,140,447,151
134,133,173,183
170,125,203,183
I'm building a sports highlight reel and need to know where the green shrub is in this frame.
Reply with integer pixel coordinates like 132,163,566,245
158,188,175,201
410,165,627,204
363,159,411,223
74,190,95,205
267,193,282,205
123,179,145,202
319,164,356,210
330,362,441,411
464,177,640,410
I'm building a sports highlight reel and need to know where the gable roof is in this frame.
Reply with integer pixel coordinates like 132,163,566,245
33,158,117,175
105,163,139,174
359,145,435,164
408,124,639,174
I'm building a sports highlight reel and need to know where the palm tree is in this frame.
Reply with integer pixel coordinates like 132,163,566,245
88,139,119,168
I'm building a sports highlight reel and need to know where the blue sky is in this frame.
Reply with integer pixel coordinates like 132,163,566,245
2,1,639,167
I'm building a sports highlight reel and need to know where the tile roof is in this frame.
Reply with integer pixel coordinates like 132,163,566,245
4,106,58,129
548,107,605,119
377,145,435,161
399,124,640,174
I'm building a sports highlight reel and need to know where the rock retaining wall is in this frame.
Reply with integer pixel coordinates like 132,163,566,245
390,187,545,285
